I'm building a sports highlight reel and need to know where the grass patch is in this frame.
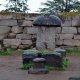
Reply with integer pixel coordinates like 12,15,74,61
0,48,16,56
66,48,80,55
21,62,33,70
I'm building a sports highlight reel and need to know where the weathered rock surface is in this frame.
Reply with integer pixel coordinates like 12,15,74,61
16,34,32,39
61,20,72,27
22,20,32,26
77,28,80,33
8,33,16,38
12,26,22,33
0,34,7,40
56,39,63,45
19,45,31,49
0,20,17,26
21,40,32,45
23,27,38,34
63,40,80,46
59,34,74,39
62,27,77,34
3,39,21,46
36,27,55,50
74,35,80,39
0,26,11,34
55,27,61,34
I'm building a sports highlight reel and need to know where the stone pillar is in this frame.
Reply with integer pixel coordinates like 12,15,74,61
36,27,55,50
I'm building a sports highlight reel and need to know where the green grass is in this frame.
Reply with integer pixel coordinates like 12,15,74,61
0,48,16,56
66,48,80,55
21,62,33,70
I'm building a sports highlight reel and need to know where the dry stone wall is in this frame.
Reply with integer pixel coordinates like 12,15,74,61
0,12,80,49
0,12,39,49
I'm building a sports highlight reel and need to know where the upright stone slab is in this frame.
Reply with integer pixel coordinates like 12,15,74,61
36,27,55,50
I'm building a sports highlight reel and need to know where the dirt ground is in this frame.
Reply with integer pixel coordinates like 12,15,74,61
0,55,80,80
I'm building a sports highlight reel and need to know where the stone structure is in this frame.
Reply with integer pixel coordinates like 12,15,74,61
35,27,56,50
33,15,61,50
0,12,80,49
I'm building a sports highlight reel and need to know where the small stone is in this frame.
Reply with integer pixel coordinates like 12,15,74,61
33,58,46,63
